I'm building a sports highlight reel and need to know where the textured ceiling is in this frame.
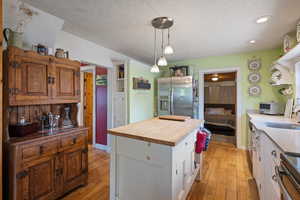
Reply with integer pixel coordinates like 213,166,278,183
24,0,300,64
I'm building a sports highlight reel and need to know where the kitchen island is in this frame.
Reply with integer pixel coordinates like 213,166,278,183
108,117,204,200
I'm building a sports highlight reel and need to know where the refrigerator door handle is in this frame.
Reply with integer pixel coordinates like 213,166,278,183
170,88,174,115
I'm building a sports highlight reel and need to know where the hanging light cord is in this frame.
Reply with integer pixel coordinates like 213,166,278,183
167,28,170,45
161,29,164,55
153,28,157,64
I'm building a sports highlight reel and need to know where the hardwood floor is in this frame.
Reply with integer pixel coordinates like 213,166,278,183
62,141,258,200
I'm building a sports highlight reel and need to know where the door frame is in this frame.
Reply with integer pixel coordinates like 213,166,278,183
198,67,242,149
80,65,113,152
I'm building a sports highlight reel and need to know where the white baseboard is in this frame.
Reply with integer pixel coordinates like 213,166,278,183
94,143,107,150
238,145,247,150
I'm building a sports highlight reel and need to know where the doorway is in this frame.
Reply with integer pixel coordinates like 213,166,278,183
203,72,237,145
80,65,112,151
199,68,242,149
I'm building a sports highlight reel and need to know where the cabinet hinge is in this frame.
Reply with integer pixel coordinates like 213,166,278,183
76,89,80,95
9,88,19,95
16,170,28,179
8,88,14,95
75,71,80,77
10,61,20,68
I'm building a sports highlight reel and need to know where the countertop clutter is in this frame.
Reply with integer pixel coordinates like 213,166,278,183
248,112,300,156
108,117,204,146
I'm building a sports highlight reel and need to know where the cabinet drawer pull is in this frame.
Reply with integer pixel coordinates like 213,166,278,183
16,170,28,179
146,156,151,160
82,148,88,153
11,61,20,68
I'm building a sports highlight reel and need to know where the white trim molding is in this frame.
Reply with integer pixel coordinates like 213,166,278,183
198,67,243,149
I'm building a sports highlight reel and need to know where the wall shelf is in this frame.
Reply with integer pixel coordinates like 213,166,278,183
277,43,300,69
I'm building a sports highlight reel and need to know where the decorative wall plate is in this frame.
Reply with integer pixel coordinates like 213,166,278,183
248,72,261,83
248,59,261,71
248,85,261,96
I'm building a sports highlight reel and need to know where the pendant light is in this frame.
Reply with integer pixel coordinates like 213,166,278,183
151,17,174,71
157,29,168,66
164,28,174,55
150,29,160,73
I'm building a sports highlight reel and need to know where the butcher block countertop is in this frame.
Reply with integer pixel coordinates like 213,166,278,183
108,118,203,146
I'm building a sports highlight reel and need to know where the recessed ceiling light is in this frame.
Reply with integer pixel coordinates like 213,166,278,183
256,16,270,24
249,40,256,44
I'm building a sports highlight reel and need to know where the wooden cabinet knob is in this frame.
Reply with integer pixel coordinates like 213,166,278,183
39,145,44,154
72,137,77,144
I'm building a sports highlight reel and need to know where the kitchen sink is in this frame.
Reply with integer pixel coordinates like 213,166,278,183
265,122,300,130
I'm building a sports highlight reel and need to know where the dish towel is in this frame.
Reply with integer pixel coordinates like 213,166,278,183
195,130,207,154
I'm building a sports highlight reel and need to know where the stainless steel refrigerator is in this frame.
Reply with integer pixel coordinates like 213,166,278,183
157,76,198,118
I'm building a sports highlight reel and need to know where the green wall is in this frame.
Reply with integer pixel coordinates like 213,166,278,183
161,48,285,148
127,60,160,123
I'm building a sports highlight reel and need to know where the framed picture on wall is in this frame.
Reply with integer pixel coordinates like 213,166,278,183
169,66,189,77
96,75,107,86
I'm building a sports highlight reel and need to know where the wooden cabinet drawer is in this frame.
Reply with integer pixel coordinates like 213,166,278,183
22,139,58,161
60,132,85,150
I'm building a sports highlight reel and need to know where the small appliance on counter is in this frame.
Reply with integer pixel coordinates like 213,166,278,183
259,101,284,115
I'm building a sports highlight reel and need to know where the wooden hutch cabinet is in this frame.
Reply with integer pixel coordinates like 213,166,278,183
4,46,88,200
4,46,81,106
7,128,88,200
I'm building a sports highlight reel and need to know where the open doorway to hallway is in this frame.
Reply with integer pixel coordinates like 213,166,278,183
199,68,242,148
203,72,237,145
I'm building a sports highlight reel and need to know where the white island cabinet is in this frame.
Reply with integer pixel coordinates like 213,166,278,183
108,118,204,200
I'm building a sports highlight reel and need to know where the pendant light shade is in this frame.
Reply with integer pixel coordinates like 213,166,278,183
164,45,174,55
150,64,160,73
157,56,168,66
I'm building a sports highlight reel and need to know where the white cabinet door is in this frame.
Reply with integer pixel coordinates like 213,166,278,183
260,133,281,200
174,159,186,200
113,93,126,127
184,139,196,187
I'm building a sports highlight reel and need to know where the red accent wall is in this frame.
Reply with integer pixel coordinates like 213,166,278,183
96,67,108,145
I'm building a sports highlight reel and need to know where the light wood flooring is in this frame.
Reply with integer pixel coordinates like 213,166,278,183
62,141,258,200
